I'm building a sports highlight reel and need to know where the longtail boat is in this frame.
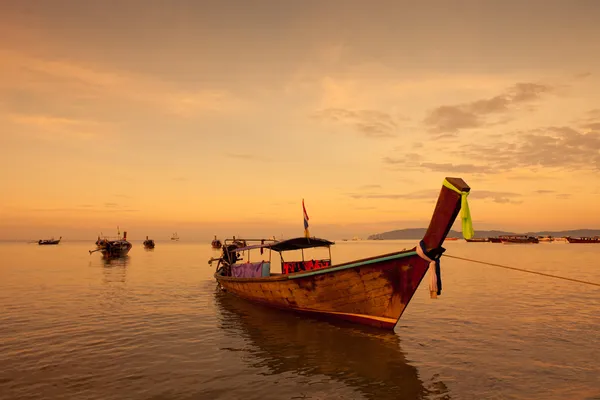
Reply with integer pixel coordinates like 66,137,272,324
465,238,488,242
143,236,155,249
211,235,223,249
38,236,61,245
500,235,539,244
90,230,132,257
210,177,472,330
566,236,600,244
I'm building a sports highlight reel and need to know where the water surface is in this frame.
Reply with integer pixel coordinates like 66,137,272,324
1,240,599,399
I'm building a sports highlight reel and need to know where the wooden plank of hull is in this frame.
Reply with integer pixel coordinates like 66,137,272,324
215,251,429,330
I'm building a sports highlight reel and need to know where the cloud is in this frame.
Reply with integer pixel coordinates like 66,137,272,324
358,184,382,190
349,188,522,204
458,125,600,171
312,108,401,138
6,113,101,140
0,49,241,121
423,82,552,134
469,190,522,204
348,189,439,200
382,157,494,174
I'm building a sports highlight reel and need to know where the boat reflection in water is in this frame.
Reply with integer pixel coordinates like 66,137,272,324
214,292,449,400
102,254,130,268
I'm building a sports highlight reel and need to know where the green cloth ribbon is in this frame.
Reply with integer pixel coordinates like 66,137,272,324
443,179,474,240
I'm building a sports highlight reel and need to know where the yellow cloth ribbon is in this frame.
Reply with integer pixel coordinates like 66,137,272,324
443,179,474,240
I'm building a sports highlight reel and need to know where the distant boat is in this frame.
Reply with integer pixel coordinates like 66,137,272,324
537,236,554,242
445,237,459,241
143,236,155,249
91,229,132,257
211,235,222,249
38,236,61,245
171,232,179,241
465,238,489,242
566,236,600,244
500,235,539,244
488,237,502,243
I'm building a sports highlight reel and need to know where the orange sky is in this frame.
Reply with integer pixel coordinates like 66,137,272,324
1,1,600,240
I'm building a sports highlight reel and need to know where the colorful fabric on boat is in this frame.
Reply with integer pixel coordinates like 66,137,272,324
416,240,443,299
282,259,331,274
302,199,310,238
231,262,270,278
442,179,474,240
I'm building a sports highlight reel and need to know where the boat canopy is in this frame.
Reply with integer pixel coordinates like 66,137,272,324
228,237,334,253
269,237,334,252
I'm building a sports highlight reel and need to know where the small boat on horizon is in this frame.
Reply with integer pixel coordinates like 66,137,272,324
143,236,155,249
211,235,222,249
38,236,61,245
466,238,489,242
171,232,180,241
210,177,472,330
500,235,539,244
566,236,600,244
537,236,554,242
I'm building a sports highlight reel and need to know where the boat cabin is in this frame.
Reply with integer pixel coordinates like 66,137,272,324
213,237,335,278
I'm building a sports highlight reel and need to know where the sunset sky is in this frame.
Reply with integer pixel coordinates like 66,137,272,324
1,0,600,241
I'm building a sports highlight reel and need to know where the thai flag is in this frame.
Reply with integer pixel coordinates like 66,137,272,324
302,199,310,238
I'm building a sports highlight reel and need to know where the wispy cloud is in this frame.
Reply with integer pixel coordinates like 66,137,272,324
534,190,555,194
458,125,600,171
348,189,439,200
423,82,553,134
470,190,523,204
358,184,382,190
313,108,402,138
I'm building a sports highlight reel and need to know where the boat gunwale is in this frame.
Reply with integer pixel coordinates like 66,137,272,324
215,248,419,283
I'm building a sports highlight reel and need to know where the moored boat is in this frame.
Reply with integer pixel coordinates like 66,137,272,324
500,235,539,244
91,230,132,257
211,235,222,249
211,177,472,330
38,236,61,245
143,236,155,249
465,238,488,242
445,237,459,241
488,237,502,243
566,236,600,244
537,236,554,242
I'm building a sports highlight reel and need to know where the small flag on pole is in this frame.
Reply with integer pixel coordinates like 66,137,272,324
302,199,310,238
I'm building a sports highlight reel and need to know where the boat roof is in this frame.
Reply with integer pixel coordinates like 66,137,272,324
269,237,334,252
228,237,334,253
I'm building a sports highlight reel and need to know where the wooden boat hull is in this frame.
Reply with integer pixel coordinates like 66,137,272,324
566,237,600,243
38,240,60,245
216,249,429,330
488,237,502,243
501,239,538,244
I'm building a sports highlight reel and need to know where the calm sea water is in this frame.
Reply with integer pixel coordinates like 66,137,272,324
1,240,599,400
